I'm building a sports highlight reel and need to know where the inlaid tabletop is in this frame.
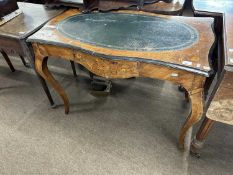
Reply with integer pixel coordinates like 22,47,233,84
28,9,215,76
0,2,65,39
57,13,199,51
193,0,233,68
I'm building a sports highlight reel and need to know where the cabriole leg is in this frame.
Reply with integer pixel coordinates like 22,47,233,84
179,90,204,149
35,56,70,114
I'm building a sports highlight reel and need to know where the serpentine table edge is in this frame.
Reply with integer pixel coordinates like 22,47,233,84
27,9,215,149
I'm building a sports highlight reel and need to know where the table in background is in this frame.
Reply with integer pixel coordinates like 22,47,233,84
191,0,233,155
0,2,65,106
28,9,214,149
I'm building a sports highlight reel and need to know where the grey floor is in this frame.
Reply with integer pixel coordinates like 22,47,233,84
0,54,233,175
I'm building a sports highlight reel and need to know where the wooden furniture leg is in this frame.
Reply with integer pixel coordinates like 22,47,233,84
1,51,15,72
35,55,69,114
19,55,31,68
37,74,56,107
179,90,204,148
70,60,77,77
190,117,215,156
178,85,190,102
89,71,94,80
20,42,55,107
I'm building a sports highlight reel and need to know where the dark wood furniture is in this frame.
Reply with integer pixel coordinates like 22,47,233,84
47,0,186,15
0,2,65,106
0,0,18,18
81,0,174,12
27,9,215,149
191,0,233,155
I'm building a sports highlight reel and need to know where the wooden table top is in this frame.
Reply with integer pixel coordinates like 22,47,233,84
0,2,65,39
192,0,233,69
28,9,215,76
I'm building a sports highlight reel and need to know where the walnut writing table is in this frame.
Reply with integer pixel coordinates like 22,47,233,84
0,2,64,106
28,9,215,148
191,0,233,155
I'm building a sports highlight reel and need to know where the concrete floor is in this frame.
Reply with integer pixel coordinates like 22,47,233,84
0,55,233,175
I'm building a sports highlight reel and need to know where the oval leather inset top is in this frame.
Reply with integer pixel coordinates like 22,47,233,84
57,13,199,52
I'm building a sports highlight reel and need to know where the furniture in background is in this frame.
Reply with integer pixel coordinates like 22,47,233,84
191,0,233,156
47,0,185,15
27,9,214,149
0,2,65,106
0,0,19,18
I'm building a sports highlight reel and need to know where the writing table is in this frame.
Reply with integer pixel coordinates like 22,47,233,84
0,2,64,106
191,0,233,155
28,9,215,148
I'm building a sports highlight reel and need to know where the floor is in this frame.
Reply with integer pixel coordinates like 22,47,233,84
0,54,233,175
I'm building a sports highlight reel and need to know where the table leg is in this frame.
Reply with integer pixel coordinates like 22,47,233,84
19,55,31,68
21,41,55,107
178,85,190,102
1,51,15,72
37,74,55,107
179,90,204,149
70,60,77,77
190,117,215,157
35,56,69,114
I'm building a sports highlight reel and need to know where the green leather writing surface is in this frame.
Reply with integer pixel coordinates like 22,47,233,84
57,13,199,51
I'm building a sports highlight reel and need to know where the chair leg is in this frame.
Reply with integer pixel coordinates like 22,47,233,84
1,51,15,72
191,117,215,157
70,61,77,77
19,55,31,68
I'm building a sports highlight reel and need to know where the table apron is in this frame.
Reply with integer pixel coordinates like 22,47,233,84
0,37,24,56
